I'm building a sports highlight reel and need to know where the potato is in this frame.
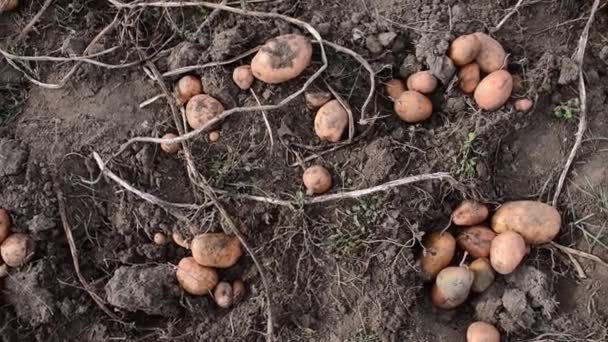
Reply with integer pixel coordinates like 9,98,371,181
214,281,233,308
385,79,406,101
491,200,561,244
303,165,332,195
314,100,349,143
452,200,489,226
419,232,456,282
232,279,246,303
467,321,500,342
473,32,507,73
448,34,481,66
459,63,481,94
174,75,203,105
185,94,224,130
514,98,534,112
172,231,190,249
431,266,474,309
0,233,34,267
457,226,496,258
305,91,332,110
251,34,313,84
232,65,254,90
406,71,437,94
490,231,526,275
176,257,218,295
160,133,181,154
191,233,242,268
474,70,513,111
394,91,433,123
469,258,495,293
0,0,18,12
209,130,221,143
153,232,168,245
0,208,11,244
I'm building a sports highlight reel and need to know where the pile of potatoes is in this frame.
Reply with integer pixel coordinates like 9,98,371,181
386,71,437,123
0,208,35,283
419,199,561,341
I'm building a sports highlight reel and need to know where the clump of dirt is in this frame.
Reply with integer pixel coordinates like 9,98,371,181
5,262,55,326
0,138,28,177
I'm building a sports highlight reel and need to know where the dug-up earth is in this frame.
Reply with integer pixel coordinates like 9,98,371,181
1,0,608,341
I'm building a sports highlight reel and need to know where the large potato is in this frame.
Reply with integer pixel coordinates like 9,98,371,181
474,70,513,111
0,233,34,267
314,100,349,143
176,257,218,295
431,266,474,309
419,232,456,282
385,79,406,101
491,200,561,244
0,208,11,244
469,257,495,293
459,63,481,94
406,71,437,94
186,94,224,130
448,34,481,66
473,32,507,73
452,199,489,226
457,226,496,258
251,34,313,84
191,233,243,268
490,231,526,275
467,321,500,342
394,91,433,123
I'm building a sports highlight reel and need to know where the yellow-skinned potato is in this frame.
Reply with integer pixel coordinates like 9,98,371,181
0,0,18,12
0,233,34,267
459,63,481,94
186,94,224,130
0,208,11,244
469,257,495,293
431,266,474,309
174,75,203,105
448,34,481,66
474,70,513,111
251,34,313,84
303,165,332,195
457,226,496,258
314,100,348,143
176,257,218,295
394,90,433,123
385,79,406,101
467,321,500,342
406,71,437,94
191,233,243,268
491,200,561,244
452,199,489,226
473,32,507,73
490,231,526,275
419,232,456,282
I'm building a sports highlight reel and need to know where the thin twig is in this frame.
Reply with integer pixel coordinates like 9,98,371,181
16,0,55,42
194,0,228,36
250,88,275,150
492,0,526,33
161,46,261,78
0,46,141,69
550,241,608,269
139,94,166,108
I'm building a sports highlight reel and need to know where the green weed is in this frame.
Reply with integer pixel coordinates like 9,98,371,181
553,98,580,120
457,132,477,178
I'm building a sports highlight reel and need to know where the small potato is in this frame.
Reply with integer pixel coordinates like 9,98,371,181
431,266,474,309
490,231,526,275
174,75,203,105
153,232,168,245
233,65,254,90
469,258,495,293
474,70,513,111
473,32,507,73
209,130,221,143
251,34,313,84
176,257,218,295
172,231,190,249
160,133,181,154
0,233,34,267
419,232,456,282
452,199,489,226
185,94,224,130
512,74,524,94
0,208,11,244
394,91,433,123
303,165,332,195
448,34,482,66
406,71,438,94
191,233,242,268
491,200,561,244
305,91,332,110
232,279,246,303
214,281,233,308
0,0,18,12
385,79,406,101
457,226,496,258
459,63,481,94
514,98,534,112
314,100,349,143
467,321,500,342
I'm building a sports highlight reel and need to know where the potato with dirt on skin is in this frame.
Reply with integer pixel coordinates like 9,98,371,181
469,257,495,293
0,233,34,267
0,208,11,244
473,32,507,73
174,75,203,105
0,0,18,12
467,321,500,342
191,233,243,268
448,34,482,66
172,231,190,249
474,70,513,111
176,257,219,295
305,91,332,110
491,200,561,244
385,79,406,101
314,100,349,143
186,94,224,130
490,230,527,275
431,266,474,309
232,279,246,303
233,65,254,90
457,226,496,258
214,281,233,308
406,71,438,94
452,199,489,226
251,34,313,84
394,90,433,123
303,165,332,195
160,133,181,154
419,232,456,282
514,98,534,112
459,63,481,94
153,232,168,245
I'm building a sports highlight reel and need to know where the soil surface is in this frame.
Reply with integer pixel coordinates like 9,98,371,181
1,0,608,341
